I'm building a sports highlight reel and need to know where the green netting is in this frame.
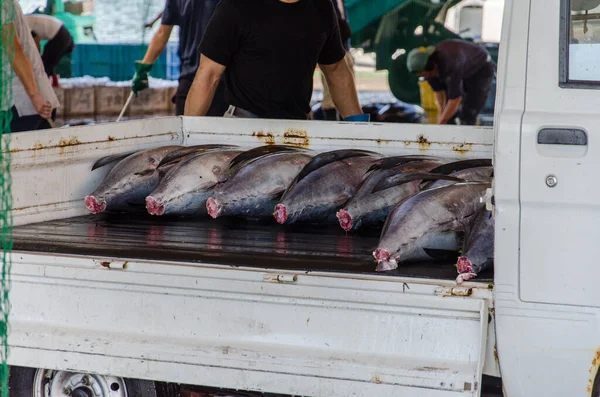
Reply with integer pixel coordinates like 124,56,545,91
0,0,14,396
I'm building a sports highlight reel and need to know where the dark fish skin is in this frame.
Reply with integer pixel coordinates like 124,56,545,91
335,159,449,232
274,155,379,225
284,149,382,196
427,159,493,176
146,149,243,216
157,144,239,169
92,151,139,171
224,145,312,181
85,145,182,214
206,152,313,219
367,155,448,173
423,166,493,190
456,207,494,284
373,182,491,272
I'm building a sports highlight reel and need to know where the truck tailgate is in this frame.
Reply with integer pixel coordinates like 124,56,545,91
8,246,492,396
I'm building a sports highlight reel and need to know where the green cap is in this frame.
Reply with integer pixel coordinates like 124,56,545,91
406,46,436,73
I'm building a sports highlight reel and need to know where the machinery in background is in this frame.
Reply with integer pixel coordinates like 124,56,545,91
30,0,97,78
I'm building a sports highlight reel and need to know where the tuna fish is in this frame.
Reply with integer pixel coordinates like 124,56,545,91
456,207,494,284
274,150,382,225
373,182,491,272
336,158,456,231
85,145,183,214
145,149,243,216
206,149,314,219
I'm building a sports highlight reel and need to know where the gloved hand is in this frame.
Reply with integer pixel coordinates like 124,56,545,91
131,61,153,96
343,113,370,122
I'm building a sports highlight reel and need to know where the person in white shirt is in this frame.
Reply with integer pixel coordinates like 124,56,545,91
2,0,59,132
23,14,75,77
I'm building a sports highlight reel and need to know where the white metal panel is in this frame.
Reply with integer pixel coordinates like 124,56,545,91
8,117,183,226
182,117,494,158
8,252,492,396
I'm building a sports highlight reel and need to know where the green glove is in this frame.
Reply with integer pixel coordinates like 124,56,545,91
131,61,153,95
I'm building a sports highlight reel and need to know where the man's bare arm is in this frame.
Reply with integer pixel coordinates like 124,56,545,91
2,24,52,118
141,24,173,64
438,97,461,125
319,57,362,119
184,55,225,116
434,91,446,114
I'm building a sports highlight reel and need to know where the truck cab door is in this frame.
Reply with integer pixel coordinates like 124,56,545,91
520,0,600,308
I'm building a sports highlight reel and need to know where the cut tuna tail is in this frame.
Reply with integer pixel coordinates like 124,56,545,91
145,196,165,216
273,204,288,224
373,248,399,272
457,256,473,274
336,209,353,231
85,195,107,214
206,197,220,219
456,256,478,284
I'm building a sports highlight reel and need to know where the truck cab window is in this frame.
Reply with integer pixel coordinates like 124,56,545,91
563,0,600,83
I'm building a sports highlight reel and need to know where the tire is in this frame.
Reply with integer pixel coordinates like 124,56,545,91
8,366,159,397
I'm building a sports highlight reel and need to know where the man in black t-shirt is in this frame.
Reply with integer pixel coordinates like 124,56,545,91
407,39,495,125
131,0,228,117
184,0,367,121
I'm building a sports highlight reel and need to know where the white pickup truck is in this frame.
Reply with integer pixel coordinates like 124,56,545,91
5,0,600,396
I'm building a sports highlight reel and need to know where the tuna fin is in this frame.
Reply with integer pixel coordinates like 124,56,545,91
349,169,392,202
227,145,310,174
373,172,464,193
92,151,138,171
281,149,380,200
157,144,239,169
367,155,444,172
427,159,493,175
422,248,460,260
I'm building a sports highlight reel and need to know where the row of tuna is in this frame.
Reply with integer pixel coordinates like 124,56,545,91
85,144,494,283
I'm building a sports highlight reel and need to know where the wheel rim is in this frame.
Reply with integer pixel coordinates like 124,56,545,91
33,369,127,397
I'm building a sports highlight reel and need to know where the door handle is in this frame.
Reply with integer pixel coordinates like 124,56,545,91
537,128,587,146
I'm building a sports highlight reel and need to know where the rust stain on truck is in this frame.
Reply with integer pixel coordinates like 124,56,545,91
58,137,82,147
283,129,310,147
417,134,431,151
452,143,473,155
252,131,276,145
587,348,600,394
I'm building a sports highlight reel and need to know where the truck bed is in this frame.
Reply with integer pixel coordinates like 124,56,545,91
11,213,493,282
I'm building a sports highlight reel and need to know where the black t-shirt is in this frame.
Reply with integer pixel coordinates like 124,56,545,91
200,0,346,119
161,0,220,79
426,39,491,100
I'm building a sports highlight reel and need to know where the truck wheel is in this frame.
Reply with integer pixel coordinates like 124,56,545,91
9,366,159,397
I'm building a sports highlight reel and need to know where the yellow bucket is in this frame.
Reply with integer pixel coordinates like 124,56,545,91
418,79,437,111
